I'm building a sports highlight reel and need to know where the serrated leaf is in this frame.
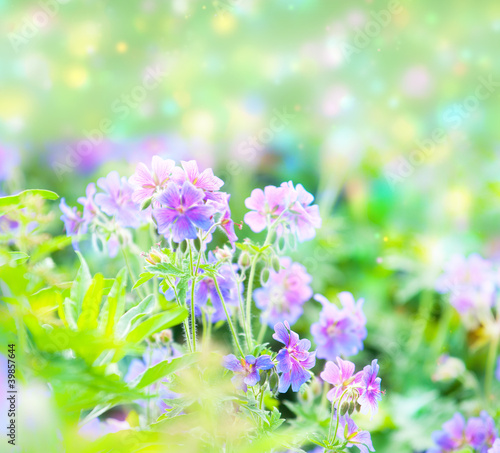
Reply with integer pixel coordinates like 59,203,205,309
147,262,185,277
125,307,188,344
132,272,154,290
133,353,198,389
115,295,155,339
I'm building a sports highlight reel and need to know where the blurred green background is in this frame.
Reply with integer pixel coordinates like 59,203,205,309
2,0,500,451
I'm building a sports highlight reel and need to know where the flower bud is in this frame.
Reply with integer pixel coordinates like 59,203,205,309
271,256,281,273
339,401,349,416
238,252,251,268
141,197,152,210
260,268,270,285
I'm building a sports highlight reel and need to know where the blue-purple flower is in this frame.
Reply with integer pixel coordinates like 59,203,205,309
254,257,313,327
358,359,382,416
311,292,367,360
337,416,374,453
94,171,142,228
223,354,274,392
77,182,99,224
60,198,86,237
153,181,214,242
273,321,316,393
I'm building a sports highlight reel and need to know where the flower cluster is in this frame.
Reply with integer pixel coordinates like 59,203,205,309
427,412,498,453
436,254,497,329
223,354,274,392
244,181,321,242
254,256,313,327
311,292,367,360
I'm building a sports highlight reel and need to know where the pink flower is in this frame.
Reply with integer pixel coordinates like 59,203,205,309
129,156,179,204
320,357,362,403
244,185,286,233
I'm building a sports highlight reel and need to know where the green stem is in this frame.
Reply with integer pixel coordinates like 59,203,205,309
329,389,348,444
164,275,192,353
230,264,250,351
188,241,197,352
245,254,259,350
256,320,267,345
485,333,499,405
214,278,244,356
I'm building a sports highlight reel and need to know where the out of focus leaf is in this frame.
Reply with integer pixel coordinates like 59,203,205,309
115,294,155,339
77,273,104,330
125,307,188,343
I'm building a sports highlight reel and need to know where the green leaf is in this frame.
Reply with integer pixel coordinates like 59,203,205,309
63,252,91,329
77,273,104,330
125,307,188,343
132,272,154,290
115,294,156,339
30,236,73,262
0,189,59,207
99,268,127,337
133,353,198,389
0,251,29,266
146,262,185,277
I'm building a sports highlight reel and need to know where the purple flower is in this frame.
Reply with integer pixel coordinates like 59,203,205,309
77,182,99,224
223,354,274,392
320,357,362,403
466,411,498,452
280,181,322,242
244,185,286,233
192,252,242,322
489,439,500,453
153,181,214,242
496,356,500,382
273,321,316,393
219,194,239,245
60,198,86,237
128,156,180,204
436,254,495,327
428,413,466,452
337,416,374,453
95,171,142,228
311,292,367,360
179,160,224,201
358,359,382,416
254,257,313,327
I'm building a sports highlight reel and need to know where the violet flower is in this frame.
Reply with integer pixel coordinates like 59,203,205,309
358,359,382,416
254,257,313,327
273,321,316,393
311,292,367,360
152,181,214,242
60,198,86,237
94,171,142,228
320,357,362,403
337,416,374,453
223,354,274,392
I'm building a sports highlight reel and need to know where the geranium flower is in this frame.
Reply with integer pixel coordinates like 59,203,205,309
320,357,362,403
244,185,286,233
273,321,316,393
466,411,498,452
358,359,382,416
223,354,274,392
179,160,224,202
337,416,374,453
254,257,313,327
95,171,142,228
428,413,467,452
60,198,86,236
129,155,179,204
77,182,99,223
311,292,367,360
153,181,214,242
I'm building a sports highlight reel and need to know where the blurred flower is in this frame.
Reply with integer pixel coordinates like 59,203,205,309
77,182,99,224
432,355,466,382
219,194,239,245
192,252,242,322
223,354,274,392
95,171,142,228
254,257,313,327
311,292,367,360
59,198,86,237
153,181,214,242
466,412,498,451
489,439,500,453
436,254,496,329
0,144,20,182
337,416,374,453
496,356,500,382
358,359,382,416
273,321,315,393
78,417,130,441
320,357,362,403
428,413,466,452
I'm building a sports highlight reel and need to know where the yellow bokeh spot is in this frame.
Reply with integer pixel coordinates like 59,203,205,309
182,110,215,138
392,117,416,142
173,90,191,109
446,188,471,217
212,12,236,34
64,66,88,88
116,41,128,53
